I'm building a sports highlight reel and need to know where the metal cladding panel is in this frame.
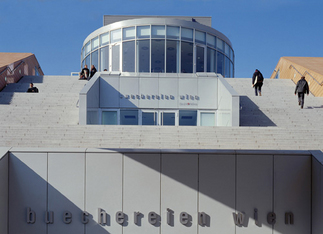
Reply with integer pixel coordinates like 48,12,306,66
123,153,160,234
197,78,217,109
120,77,139,108
47,153,85,234
100,77,120,108
8,152,47,234
139,78,159,108
273,155,311,234
178,78,198,109
198,154,235,234
236,155,273,234
0,154,8,234
85,152,123,234
158,78,178,109
311,158,323,234
161,154,198,234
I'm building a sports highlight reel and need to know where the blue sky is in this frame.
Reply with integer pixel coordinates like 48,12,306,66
1,0,322,78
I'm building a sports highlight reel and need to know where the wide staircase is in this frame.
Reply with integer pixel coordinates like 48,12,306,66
0,76,322,150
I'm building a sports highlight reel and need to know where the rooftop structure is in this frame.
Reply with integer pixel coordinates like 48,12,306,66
0,52,43,91
271,57,323,97
81,15,234,77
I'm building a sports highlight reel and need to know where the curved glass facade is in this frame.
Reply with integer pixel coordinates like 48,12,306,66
81,18,234,77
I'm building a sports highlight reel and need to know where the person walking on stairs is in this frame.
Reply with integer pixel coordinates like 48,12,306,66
252,69,264,96
295,76,309,109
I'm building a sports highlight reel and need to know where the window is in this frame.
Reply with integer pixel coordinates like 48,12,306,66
207,48,216,72
151,39,165,72
216,38,224,52
181,41,193,73
195,31,206,44
137,26,150,39
102,111,118,125
85,41,91,55
111,29,121,43
225,43,230,57
123,41,135,72
217,52,224,76
91,50,98,70
136,40,150,72
225,57,230,77
196,46,205,72
166,40,179,73
100,46,109,71
112,44,120,71
151,25,165,38
181,28,193,41
120,110,138,125
200,112,215,126
207,34,216,47
91,37,99,50
87,111,98,124
179,110,197,126
167,26,180,39
123,27,135,40
100,32,109,46
142,112,158,125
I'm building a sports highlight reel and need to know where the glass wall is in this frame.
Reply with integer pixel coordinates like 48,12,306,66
100,109,215,126
82,24,234,77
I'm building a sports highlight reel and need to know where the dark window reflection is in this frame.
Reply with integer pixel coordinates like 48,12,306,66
196,46,204,72
225,57,230,77
217,52,224,76
166,40,179,73
151,39,165,73
137,40,150,72
181,41,193,73
207,48,216,72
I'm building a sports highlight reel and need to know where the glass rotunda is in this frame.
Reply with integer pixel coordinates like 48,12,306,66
81,16,234,77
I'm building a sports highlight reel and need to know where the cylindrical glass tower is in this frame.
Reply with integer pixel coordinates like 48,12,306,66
81,16,234,77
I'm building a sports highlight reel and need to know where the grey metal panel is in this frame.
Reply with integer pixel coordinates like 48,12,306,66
139,78,159,108
0,153,8,234
159,78,178,109
47,153,85,234
100,76,120,108
197,77,217,109
8,152,47,234
198,154,235,234
312,158,323,234
85,152,123,234
161,153,198,234
273,155,311,234
120,77,139,108
123,153,160,234
236,155,273,234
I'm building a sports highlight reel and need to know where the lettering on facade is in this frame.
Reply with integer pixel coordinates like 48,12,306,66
26,207,295,228
120,94,198,101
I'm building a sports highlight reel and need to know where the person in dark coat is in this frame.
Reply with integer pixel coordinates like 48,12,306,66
79,65,89,80
295,76,309,109
252,69,264,96
27,83,39,93
89,65,97,80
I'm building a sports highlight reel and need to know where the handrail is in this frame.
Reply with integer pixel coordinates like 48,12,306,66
0,60,25,77
289,65,323,86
